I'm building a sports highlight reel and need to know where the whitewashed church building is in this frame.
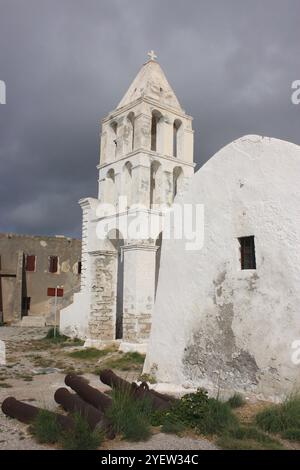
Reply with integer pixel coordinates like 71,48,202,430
61,53,300,401
60,52,195,349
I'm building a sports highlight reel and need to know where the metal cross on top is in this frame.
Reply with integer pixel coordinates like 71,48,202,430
147,50,157,61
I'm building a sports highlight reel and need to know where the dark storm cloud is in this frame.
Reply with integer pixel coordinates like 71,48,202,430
0,0,299,237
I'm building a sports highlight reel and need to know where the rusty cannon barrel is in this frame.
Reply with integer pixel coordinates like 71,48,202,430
54,388,115,439
99,369,173,411
1,396,73,430
138,381,176,404
99,369,131,391
65,374,112,413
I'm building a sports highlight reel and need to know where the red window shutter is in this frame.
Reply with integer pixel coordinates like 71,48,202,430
25,255,36,272
47,287,63,297
57,288,63,297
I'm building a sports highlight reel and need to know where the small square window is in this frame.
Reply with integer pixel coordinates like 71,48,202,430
25,255,36,272
49,256,58,273
239,236,256,270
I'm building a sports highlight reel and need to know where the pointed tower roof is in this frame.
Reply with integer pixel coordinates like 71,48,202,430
117,53,183,111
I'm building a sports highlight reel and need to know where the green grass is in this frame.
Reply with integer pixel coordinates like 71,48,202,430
103,352,145,371
30,410,62,444
69,347,114,360
282,428,300,441
227,393,246,409
43,327,68,343
0,382,12,388
61,413,104,450
105,386,152,441
19,374,33,382
43,328,84,347
217,426,283,450
30,410,104,449
161,417,186,435
255,394,300,441
139,373,157,384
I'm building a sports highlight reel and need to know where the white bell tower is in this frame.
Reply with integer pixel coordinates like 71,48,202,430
60,53,195,348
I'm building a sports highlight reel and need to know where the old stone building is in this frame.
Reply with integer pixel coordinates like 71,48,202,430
144,135,300,401
0,233,81,326
60,52,195,348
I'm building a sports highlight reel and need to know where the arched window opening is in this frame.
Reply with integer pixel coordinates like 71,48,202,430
110,121,118,158
123,161,133,208
155,232,163,297
173,166,183,201
151,110,163,152
150,161,161,208
127,112,135,152
173,119,182,158
105,168,116,205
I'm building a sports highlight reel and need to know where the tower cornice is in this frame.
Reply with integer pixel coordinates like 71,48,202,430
97,148,196,171
102,96,193,124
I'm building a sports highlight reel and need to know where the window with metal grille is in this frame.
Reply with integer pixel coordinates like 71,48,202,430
47,287,63,297
48,256,58,273
239,236,256,270
25,255,36,272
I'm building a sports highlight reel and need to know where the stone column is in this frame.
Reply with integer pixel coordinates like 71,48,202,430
13,250,24,322
131,164,151,207
134,113,151,150
79,199,92,291
122,243,158,343
162,170,173,206
88,250,117,341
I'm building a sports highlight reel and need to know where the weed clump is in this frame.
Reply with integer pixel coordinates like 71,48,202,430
106,386,152,441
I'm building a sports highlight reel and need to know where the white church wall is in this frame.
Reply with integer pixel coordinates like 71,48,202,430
144,135,300,402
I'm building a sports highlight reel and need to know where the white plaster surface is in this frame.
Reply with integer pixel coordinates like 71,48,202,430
119,342,148,354
60,292,90,338
144,135,300,402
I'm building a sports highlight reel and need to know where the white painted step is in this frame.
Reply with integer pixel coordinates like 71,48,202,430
20,316,46,327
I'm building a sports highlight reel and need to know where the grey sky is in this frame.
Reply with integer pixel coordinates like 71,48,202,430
0,0,299,237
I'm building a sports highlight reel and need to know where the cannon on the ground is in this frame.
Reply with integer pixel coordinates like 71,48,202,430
65,373,112,413
99,369,176,411
1,396,73,430
54,387,114,439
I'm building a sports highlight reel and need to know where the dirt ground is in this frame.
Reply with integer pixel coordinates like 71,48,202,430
0,326,218,450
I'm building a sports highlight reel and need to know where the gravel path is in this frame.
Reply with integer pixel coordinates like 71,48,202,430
106,433,218,450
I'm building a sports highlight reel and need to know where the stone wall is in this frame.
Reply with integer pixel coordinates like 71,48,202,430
88,251,117,340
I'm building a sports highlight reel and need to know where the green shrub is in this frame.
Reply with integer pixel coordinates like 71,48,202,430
227,393,246,409
61,413,104,450
166,388,238,436
106,386,152,441
256,394,300,435
30,410,62,444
